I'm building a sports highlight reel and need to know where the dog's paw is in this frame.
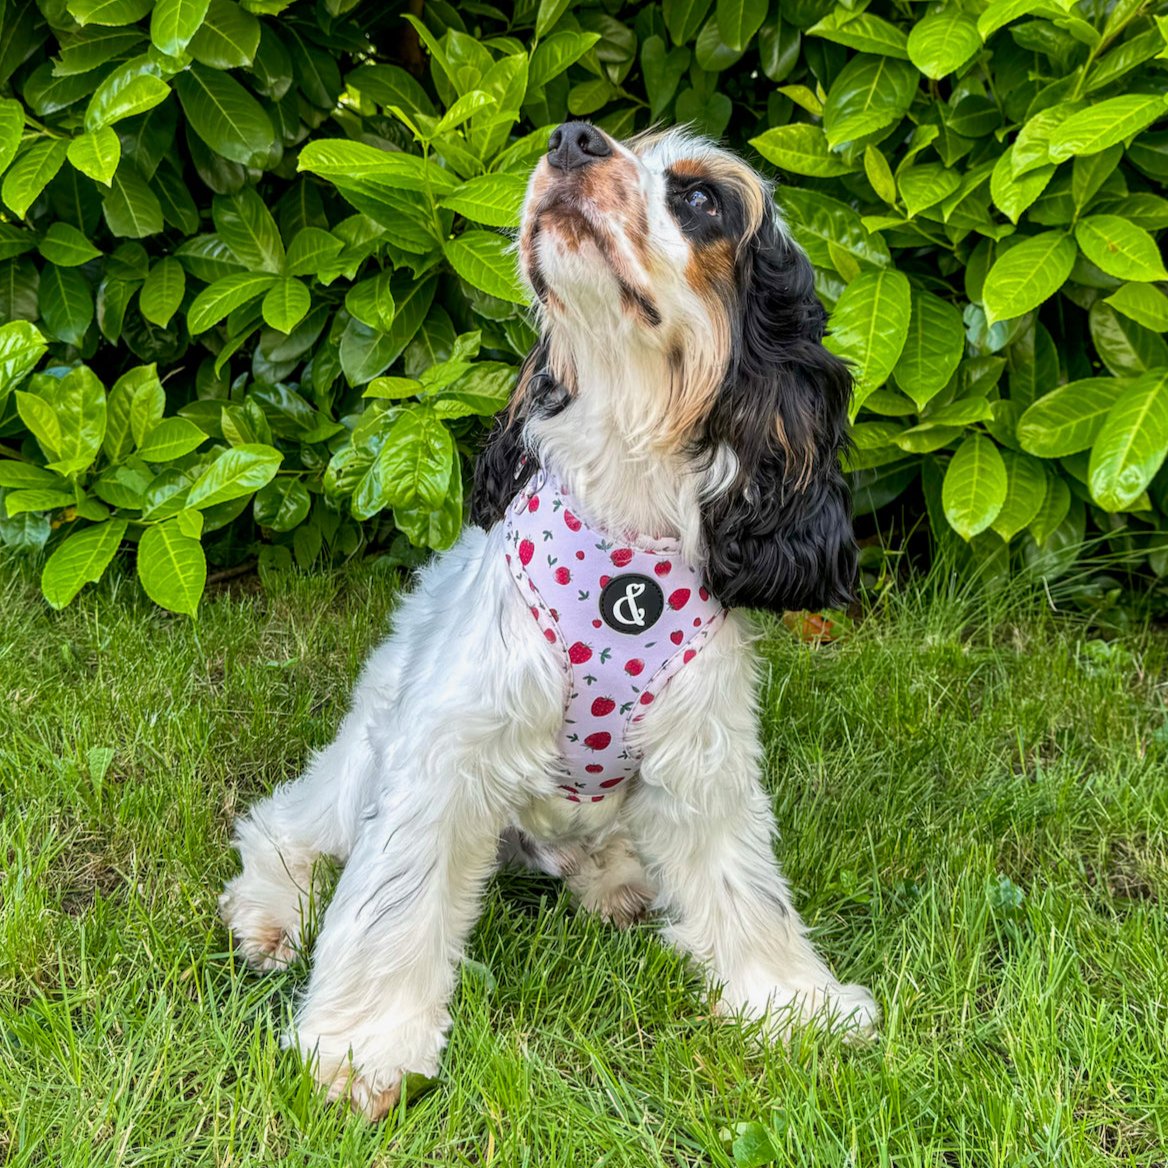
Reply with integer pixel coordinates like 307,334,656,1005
219,879,301,971
726,979,880,1043
577,876,655,928
290,1010,447,1123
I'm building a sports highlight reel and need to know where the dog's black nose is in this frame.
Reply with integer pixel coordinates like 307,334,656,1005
547,122,611,171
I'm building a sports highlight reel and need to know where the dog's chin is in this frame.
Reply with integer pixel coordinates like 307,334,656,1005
529,226,623,319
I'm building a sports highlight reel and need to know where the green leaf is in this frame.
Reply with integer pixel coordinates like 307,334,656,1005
38,223,101,268
262,277,310,333
67,127,121,186
663,0,713,45
138,257,185,328
863,144,897,204
2,140,68,219
151,0,211,56
137,519,206,615
41,519,128,609
641,36,690,121
1029,473,1071,545
85,64,171,132
822,54,919,148
39,265,94,346
907,10,981,78
0,320,48,404
67,0,153,27
340,274,435,386
535,0,572,39
942,434,1007,540
806,10,908,58
213,189,284,273
378,407,453,511
1104,283,1168,332
1090,302,1168,376
982,232,1076,327
103,163,164,238
0,99,24,177
285,227,343,277
345,273,395,332
188,0,260,68
749,124,857,177
990,147,1054,224
444,231,527,305
253,476,309,531
137,416,207,461
17,366,105,475
990,451,1048,540
5,488,78,515
186,442,282,509
824,269,911,413
898,164,961,218
104,364,163,459
1018,377,1128,456
529,31,601,89
1074,216,1168,282
1088,368,1168,511
440,174,528,229
297,140,458,194
188,272,278,333
893,291,965,407
780,187,891,273
1047,95,1168,163
173,62,274,168
716,0,767,52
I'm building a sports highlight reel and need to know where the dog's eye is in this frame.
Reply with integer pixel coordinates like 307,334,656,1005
685,186,718,215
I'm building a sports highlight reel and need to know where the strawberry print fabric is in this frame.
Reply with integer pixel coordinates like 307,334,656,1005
503,468,725,803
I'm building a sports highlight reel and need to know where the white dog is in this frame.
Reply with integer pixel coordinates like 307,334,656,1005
221,123,878,1119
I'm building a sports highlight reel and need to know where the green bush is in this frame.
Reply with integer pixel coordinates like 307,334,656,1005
0,0,1165,613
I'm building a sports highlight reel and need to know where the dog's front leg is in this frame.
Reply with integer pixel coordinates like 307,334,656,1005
289,777,506,1120
626,616,878,1039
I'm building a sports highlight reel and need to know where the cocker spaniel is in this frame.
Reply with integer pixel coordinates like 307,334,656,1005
221,122,877,1119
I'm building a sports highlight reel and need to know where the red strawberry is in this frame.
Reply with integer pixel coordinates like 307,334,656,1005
668,588,691,610
693,617,701,627
585,764,603,774
550,609,559,621
639,692,654,705
592,619,603,629
591,795,604,803
568,642,592,664
530,606,539,619
554,566,571,585
564,510,582,532
599,776,625,789
611,548,633,567
528,496,540,512
544,629,556,643
576,550,585,560
518,539,534,566
624,658,644,676
683,649,696,664
654,561,671,577
600,575,611,587
591,697,615,717
699,586,710,602
584,731,611,751
670,630,684,645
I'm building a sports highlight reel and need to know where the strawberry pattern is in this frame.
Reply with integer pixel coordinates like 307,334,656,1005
503,468,725,803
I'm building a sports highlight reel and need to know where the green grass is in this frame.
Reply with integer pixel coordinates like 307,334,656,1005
1,558,1166,1167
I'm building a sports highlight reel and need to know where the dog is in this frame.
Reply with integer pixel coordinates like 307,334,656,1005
220,122,878,1120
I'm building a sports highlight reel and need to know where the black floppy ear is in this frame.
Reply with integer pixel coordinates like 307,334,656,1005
700,210,856,613
470,339,552,529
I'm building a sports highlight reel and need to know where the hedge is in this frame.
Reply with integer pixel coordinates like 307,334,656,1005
0,0,1165,613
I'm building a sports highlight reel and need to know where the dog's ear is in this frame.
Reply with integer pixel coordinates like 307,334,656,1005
700,210,856,613
470,339,551,529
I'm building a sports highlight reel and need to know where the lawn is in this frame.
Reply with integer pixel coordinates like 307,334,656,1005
1,558,1165,1167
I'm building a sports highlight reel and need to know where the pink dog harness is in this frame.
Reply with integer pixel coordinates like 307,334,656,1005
503,468,725,802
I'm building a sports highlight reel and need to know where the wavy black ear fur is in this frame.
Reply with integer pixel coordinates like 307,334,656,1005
470,338,562,528
700,209,856,614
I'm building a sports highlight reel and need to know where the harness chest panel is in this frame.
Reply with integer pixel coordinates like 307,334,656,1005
502,469,725,802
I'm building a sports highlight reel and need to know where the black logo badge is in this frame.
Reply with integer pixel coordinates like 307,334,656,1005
599,574,664,634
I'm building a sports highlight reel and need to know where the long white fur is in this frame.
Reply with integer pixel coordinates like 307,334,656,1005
220,128,877,1119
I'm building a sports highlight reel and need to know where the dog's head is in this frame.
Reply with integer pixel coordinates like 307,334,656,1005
473,124,855,614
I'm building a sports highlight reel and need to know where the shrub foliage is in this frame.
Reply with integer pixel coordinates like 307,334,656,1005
0,0,1165,612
